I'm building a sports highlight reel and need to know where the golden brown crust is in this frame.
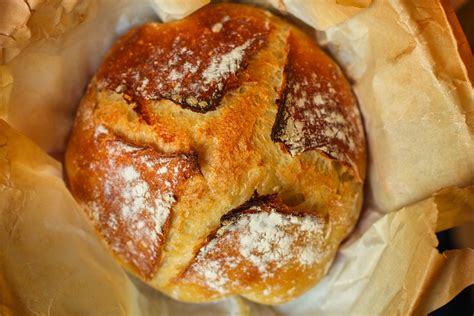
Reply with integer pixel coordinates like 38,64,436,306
65,86,200,279
273,29,366,178
65,3,366,304
96,4,273,112
175,195,331,304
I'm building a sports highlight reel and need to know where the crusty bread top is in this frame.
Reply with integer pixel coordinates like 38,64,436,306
65,3,366,304
95,4,365,177
96,4,273,113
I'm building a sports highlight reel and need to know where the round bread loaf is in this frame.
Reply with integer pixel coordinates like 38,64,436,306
65,3,366,304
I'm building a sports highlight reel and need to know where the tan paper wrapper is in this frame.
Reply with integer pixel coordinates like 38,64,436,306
1,0,473,315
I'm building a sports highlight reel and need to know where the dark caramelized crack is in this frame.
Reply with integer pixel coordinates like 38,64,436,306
96,4,274,113
271,41,291,145
221,194,307,224
270,29,365,172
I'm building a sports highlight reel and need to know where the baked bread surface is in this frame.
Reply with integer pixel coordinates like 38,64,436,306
65,3,366,304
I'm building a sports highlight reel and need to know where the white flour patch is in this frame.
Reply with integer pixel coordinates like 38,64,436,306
211,22,223,33
88,132,190,268
189,208,326,294
202,40,252,85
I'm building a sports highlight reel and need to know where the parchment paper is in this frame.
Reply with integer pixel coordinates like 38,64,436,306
326,0,474,212
1,0,473,315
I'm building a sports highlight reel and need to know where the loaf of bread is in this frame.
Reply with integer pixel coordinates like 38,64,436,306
65,3,366,304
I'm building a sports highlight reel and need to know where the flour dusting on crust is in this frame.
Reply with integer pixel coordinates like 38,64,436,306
183,200,327,296
85,125,199,278
96,6,273,112
202,40,252,86
272,31,364,173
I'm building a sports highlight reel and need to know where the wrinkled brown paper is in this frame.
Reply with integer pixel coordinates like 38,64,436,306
1,0,473,315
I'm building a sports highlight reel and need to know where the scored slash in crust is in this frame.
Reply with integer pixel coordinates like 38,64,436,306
96,5,273,113
272,30,365,177
68,118,200,279
177,194,330,303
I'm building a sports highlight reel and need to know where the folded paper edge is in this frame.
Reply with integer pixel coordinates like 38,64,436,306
435,185,474,232
403,184,474,314
412,248,474,314
440,0,474,85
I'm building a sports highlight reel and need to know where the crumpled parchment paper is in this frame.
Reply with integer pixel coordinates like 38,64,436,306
1,0,473,315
